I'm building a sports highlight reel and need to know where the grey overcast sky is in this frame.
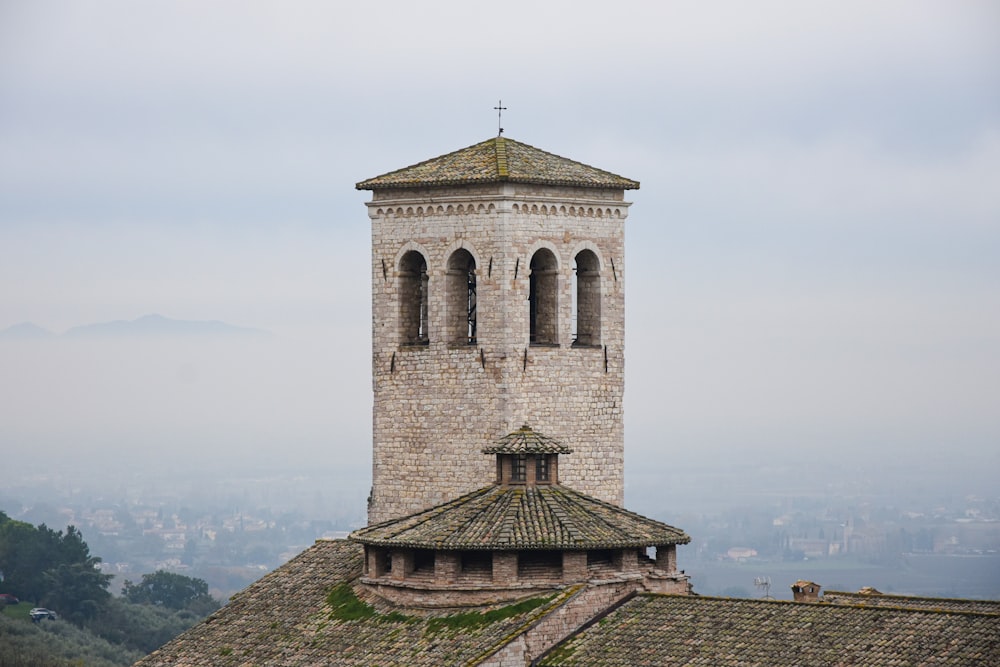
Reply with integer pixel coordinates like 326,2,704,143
1,1,998,481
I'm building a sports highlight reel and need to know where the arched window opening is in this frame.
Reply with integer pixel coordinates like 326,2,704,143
529,248,558,345
446,249,476,344
399,251,429,345
574,250,601,346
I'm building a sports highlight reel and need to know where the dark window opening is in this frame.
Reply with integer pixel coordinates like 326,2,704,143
512,454,527,482
413,549,434,574
535,455,550,482
529,248,558,345
573,249,601,346
447,249,476,344
460,551,491,576
399,251,429,345
587,549,614,568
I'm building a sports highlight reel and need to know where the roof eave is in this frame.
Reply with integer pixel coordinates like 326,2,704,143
348,535,691,551
356,176,640,191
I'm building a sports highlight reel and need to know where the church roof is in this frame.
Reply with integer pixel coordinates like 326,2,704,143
536,593,1000,666
137,540,1000,666
135,539,570,667
349,484,689,550
482,424,573,455
355,136,640,191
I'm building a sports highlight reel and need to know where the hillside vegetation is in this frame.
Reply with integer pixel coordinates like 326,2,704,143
0,511,220,665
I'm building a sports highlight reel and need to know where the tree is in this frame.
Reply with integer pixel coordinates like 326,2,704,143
122,570,219,613
0,516,112,622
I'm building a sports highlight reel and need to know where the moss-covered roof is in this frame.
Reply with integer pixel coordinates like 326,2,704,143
134,539,566,667
350,484,689,550
482,424,573,455
537,594,1000,666
356,137,639,191
135,541,1000,666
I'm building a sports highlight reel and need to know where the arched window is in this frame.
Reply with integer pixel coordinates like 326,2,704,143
574,250,601,346
446,249,476,345
529,248,558,345
399,250,428,345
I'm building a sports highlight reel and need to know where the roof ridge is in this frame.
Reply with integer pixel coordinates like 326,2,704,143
494,136,509,178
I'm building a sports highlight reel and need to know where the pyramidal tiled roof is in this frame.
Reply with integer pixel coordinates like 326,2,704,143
482,424,573,455
356,137,640,191
349,484,689,550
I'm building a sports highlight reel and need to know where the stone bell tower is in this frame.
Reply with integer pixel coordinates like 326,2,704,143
357,136,638,524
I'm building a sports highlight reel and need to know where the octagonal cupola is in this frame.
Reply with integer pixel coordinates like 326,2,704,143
484,424,571,487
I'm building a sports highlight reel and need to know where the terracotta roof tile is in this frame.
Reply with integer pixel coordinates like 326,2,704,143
823,589,1000,615
537,594,1000,666
135,542,1000,666
349,485,689,550
356,137,639,190
135,540,566,667
482,424,573,455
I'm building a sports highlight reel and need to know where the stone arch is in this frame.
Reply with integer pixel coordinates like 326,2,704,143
529,246,560,345
573,248,602,346
396,244,431,345
445,246,477,345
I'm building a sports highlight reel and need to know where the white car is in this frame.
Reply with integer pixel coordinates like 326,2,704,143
29,608,57,621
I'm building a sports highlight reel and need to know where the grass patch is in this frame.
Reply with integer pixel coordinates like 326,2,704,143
326,584,552,634
327,583,377,621
326,584,417,624
2,603,33,621
425,595,554,634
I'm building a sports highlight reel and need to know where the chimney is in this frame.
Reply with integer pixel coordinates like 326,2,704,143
791,580,822,602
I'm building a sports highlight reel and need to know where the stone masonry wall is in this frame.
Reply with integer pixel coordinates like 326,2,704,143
367,183,629,523
479,581,638,666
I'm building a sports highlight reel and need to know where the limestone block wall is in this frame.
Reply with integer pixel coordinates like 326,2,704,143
367,184,630,524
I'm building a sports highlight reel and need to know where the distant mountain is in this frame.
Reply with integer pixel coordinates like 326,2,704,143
0,322,56,340
62,314,267,338
0,315,267,340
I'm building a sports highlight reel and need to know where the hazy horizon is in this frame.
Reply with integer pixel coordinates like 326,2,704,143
2,1,998,499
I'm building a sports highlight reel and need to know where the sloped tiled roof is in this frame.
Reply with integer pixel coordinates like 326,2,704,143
135,539,567,667
823,589,1000,615
350,485,689,550
482,424,573,455
356,137,639,190
135,541,1000,666
537,594,1000,666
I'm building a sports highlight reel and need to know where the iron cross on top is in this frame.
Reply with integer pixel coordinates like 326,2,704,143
494,100,507,135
